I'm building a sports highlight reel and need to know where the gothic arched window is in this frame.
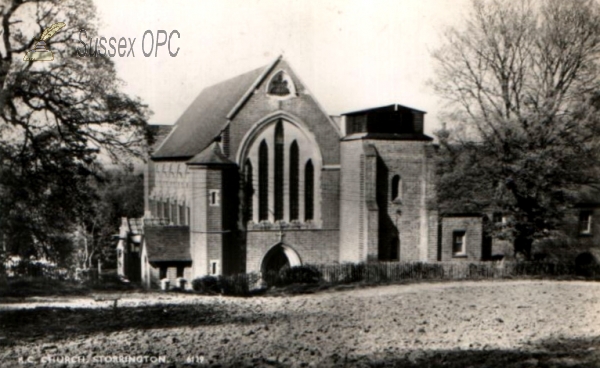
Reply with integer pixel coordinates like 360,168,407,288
244,159,254,222
274,121,284,220
289,141,299,221
305,159,314,221
259,140,269,221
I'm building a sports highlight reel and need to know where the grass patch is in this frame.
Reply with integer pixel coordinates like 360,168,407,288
0,274,138,299
0,277,90,298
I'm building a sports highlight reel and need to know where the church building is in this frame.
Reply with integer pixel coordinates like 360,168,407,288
117,56,488,288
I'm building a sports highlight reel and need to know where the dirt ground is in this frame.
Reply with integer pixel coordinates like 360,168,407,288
1,280,599,367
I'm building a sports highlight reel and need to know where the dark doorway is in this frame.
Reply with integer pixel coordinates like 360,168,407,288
260,243,302,283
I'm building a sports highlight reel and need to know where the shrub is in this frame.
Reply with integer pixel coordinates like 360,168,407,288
221,273,262,296
191,276,221,294
273,265,322,287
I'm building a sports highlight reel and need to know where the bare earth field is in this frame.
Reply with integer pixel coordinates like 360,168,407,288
1,280,599,367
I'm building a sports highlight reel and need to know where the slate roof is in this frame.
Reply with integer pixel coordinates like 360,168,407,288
147,124,174,153
144,226,191,262
152,64,271,160
187,141,236,166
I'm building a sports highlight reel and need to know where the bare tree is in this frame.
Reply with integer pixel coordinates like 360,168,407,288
432,0,600,258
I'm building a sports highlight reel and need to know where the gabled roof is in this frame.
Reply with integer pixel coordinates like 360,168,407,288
144,226,191,262
152,57,281,160
147,124,174,153
187,141,236,166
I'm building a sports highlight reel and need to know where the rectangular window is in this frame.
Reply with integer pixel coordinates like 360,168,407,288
210,260,220,276
159,267,167,279
452,231,466,256
580,211,593,235
493,212,507,226
209,190,220,207
176,266,184,278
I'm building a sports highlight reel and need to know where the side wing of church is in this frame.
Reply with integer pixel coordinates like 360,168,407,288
117,56,494,288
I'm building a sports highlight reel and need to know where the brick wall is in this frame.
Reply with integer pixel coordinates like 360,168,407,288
190,167,207,278
246,229,339,273
188,166,241,278
227,59,341,167
365,144,379,262
224,59,342,272
369,140,435,262
428,211,440,262
440,216,483,261
321,168,340,229
339,140,365,262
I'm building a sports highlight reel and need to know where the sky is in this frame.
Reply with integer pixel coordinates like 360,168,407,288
93,0,472,136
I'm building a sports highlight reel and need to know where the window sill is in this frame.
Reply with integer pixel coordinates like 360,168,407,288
579,233,593,237
452,254,468,259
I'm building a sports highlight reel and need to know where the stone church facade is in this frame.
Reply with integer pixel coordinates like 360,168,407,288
118,56,503,288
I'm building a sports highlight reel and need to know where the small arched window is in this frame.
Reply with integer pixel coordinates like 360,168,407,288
258,140,269,221
305,160,314,221
391,175,402,201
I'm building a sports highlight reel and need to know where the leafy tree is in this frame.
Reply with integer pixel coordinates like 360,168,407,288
431,0,600,259
74,169,144,271
0,0,150,266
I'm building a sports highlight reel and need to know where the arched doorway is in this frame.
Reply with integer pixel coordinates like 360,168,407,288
260,243,302,279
